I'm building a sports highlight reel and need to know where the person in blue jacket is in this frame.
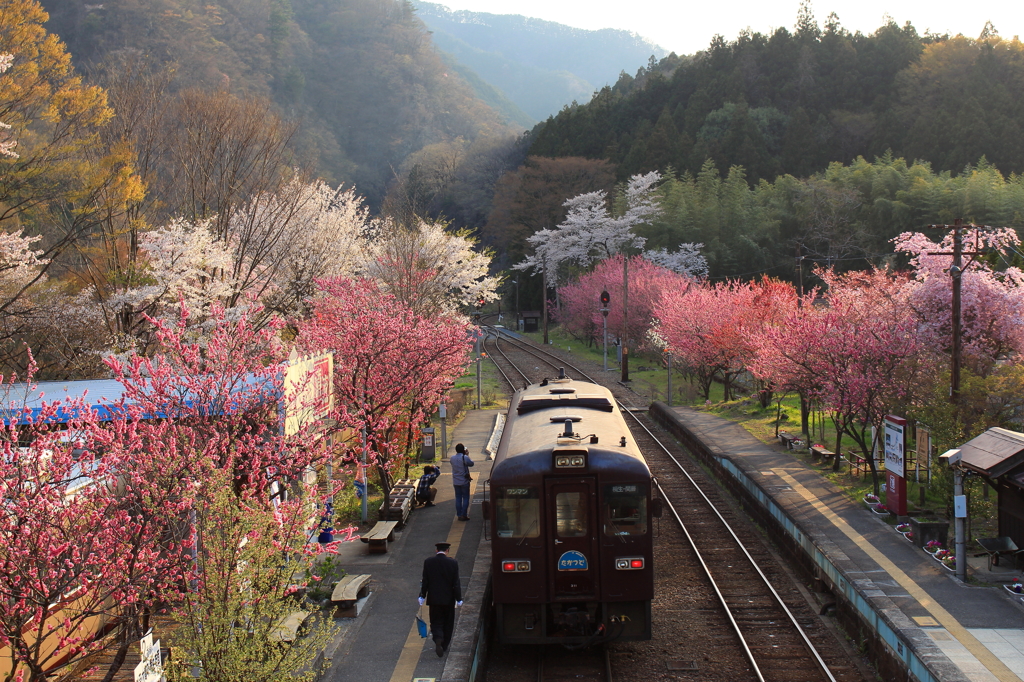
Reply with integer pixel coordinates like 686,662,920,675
451,443,474,521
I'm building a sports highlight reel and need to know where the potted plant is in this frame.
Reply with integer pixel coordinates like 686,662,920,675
909,516,949,550
933,549,951,563
924,540,943,555
1006,579,1024,595
872,504,890,516
895,522,911,533
863,493,880,508
940,554,956,571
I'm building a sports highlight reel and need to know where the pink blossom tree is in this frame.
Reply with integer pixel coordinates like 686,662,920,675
556,255,689,351
756,268,925,487
893,229,1024,376
296,276,472,505
657,278,795,402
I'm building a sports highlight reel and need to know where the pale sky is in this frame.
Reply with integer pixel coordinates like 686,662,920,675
430,1,1022,56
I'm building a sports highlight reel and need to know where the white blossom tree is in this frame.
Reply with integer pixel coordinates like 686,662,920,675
514,171,707,346
360,217,500,316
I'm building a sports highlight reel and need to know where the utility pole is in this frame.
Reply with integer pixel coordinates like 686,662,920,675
927,219,986,408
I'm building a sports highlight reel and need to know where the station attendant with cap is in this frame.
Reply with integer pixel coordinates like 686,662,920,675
418,542,463,656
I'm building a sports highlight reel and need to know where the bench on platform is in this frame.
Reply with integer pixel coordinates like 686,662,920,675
778,432,796,448
331,574,371,617
378,494,413,527
269,610,310,643
809,445,837,465
360,520,399,553
391,478,416,490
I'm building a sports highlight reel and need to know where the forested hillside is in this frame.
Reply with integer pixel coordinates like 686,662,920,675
528,13,1024,184
413,2,667,122
40,0,516,206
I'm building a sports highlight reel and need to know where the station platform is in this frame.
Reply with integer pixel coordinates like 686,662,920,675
321,409,499,682
659,405,1024,682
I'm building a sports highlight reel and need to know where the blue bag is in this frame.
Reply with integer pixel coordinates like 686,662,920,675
416,611,428,638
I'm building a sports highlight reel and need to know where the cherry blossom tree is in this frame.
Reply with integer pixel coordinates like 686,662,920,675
296,277,472,506
360,217,500,316
754,269,925,488
657,279,782,401
557,255,689,351
893,228,1024,376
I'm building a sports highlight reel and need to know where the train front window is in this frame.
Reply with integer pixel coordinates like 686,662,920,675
604,484,647,536
495,487,540,538
555,492,588,537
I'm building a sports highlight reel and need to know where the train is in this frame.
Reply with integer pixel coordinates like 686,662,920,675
484,371,659,645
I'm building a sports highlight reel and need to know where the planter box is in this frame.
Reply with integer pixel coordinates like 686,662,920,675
910,518,949,549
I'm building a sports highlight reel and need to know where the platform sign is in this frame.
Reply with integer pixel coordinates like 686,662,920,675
133,633,164,682
884,416,906,478
884,415,908,516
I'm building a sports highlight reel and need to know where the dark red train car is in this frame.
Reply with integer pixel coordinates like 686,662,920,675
485,375,657,645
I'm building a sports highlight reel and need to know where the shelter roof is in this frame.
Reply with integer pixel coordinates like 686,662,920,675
958,427,1024,478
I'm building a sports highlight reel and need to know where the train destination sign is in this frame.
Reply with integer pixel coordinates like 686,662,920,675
557,550,588,571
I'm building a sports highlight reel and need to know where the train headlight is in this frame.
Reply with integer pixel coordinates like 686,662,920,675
554,451,587,468
615,557,644,570
502,559,531,572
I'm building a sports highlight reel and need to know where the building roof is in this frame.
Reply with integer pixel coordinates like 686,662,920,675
958,427,1024,478
0,374,277,425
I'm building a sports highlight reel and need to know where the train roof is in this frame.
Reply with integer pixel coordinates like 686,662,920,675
491,378,649,478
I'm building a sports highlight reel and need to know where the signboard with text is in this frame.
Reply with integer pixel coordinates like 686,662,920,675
133,633,164,682
284,351,334,437
884,415,908,516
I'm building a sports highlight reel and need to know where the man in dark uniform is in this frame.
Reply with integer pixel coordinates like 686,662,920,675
418,542,463,656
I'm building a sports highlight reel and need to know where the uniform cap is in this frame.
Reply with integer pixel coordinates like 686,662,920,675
435,542,451,551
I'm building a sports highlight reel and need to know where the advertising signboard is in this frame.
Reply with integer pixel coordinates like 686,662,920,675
884,416,906,478
284,351,334,437
884,415,908,516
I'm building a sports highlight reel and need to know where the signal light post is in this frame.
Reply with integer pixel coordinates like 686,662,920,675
600,290,610,371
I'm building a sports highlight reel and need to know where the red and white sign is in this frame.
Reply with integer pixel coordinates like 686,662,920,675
884,415,908,516
284,351,334,437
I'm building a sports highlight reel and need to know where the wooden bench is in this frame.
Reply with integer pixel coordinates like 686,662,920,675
391,478,416,490
778,432,796,449
360,520,399,553
378,495,413,527
331,574,371,618
809,445,836,465
269,610,310,643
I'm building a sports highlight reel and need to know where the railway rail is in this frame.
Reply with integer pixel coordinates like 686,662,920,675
479,325,867,682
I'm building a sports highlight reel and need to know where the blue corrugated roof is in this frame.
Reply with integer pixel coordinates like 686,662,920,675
0,374,278,424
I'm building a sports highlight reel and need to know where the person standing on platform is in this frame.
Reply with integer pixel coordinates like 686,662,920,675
418,542,463,656
451,443,474,521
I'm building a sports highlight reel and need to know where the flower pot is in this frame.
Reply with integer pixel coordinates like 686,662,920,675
871,507,890,516
1005,584,1024,595
910,518,949,550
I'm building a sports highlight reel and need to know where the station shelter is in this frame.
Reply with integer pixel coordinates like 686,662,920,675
956,427,1024,548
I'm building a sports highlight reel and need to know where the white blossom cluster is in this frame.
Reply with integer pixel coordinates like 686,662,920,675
515,171,707,279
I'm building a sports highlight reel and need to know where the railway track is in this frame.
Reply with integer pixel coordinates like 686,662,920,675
479,325,869,682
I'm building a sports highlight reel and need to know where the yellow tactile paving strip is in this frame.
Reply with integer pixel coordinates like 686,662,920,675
774,468,1019,682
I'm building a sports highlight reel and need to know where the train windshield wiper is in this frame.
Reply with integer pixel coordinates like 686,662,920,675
607,518,628,543
517,519,538,546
